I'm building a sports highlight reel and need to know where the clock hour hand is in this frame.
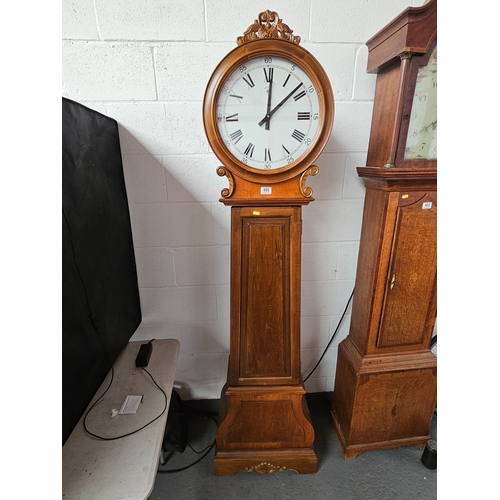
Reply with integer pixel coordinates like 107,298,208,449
258,82,303,128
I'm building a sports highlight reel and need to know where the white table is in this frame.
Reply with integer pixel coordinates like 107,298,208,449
62,339,180,500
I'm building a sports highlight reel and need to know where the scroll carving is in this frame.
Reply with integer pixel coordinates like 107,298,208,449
237,10,301,46
244,462,287,474
300,165,319,198
217,166,234,198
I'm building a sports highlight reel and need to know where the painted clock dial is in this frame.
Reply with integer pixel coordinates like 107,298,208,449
404,45,437,160
216,56,320,170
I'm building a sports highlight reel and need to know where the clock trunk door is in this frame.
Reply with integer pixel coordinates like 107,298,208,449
230,206,301,386
376,192,437,350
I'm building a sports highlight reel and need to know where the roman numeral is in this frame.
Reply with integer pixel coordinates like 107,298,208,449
294,90,306,101
230,129,243,144
229,93,243,102
291,129,305,142
283,74,291,87
282,144,291,155
264,67,274,83
264,148,272,161
225,113,238,122
244,142,255,157
297,112,311,120
242,74,255,88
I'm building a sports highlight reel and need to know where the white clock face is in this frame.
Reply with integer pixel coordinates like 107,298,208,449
216,56,321,170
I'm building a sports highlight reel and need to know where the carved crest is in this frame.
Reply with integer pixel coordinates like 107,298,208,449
237,10,301,46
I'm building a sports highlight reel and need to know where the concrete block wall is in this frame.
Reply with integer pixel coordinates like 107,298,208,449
62,0,425,400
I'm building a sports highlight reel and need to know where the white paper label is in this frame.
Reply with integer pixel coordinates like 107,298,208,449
260,186,272,195
422,202,433,209
119,395,143,414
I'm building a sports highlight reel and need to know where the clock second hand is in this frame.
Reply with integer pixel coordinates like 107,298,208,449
259,82,303,128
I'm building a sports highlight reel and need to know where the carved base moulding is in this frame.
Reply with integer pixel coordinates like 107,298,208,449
214,383,317,475
214,448,317,476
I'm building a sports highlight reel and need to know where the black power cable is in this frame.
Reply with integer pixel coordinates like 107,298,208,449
157,412,218,474
430,334,437,350
303,288,354,382
158,440,216,474
82,365,169,441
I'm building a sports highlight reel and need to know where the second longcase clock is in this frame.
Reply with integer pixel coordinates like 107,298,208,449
330,0,437,459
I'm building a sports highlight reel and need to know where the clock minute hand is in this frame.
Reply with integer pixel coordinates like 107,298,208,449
258,82,303,127
264,75,273,131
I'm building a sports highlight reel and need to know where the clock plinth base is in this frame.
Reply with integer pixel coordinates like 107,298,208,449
330,410,429,460
330,337,436,460
214,382,317,475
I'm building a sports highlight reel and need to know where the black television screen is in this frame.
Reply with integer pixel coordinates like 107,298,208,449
62,98,141,445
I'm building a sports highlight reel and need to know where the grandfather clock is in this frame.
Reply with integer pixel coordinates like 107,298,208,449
203,11,334,474
330,0,437,459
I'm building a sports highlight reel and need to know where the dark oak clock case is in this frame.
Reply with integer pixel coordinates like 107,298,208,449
330,0,437,459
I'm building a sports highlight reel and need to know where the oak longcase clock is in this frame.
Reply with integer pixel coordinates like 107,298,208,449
330,0,437,459
203,10,334,475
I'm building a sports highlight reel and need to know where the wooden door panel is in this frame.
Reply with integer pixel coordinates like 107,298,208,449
377,194,437,348
240,217,291,379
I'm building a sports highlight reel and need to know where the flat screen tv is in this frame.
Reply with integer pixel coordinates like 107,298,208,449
62,98,141,445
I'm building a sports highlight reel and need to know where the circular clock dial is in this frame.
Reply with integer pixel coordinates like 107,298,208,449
216,56,320,170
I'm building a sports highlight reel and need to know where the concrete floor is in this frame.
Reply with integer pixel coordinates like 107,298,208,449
150,392,437,500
